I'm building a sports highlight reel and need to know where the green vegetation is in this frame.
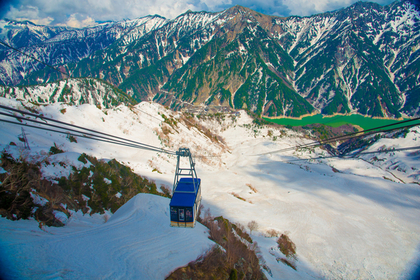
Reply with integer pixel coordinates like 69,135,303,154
3,78,137,109
292,28,403,118
277,234,296,258
7,1,417,121
276,233,297,270
58,153,167,214
402,86,420,116
0,151,169,227
167,211,266,280
160,113,178,129
67,134,77,143
0,152,68,226
49,143,65,155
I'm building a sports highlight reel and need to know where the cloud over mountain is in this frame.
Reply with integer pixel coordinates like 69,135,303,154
1,0,396,28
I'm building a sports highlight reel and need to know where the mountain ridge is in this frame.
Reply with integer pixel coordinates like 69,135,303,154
0,0,419,118
0,78,136,108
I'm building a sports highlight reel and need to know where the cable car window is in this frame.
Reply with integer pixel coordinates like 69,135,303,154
186,208,193,222
170,207,177,221
179,209,185,221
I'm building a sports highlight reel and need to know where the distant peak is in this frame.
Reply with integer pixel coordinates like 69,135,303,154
223,5,273,19
233,5,246,9
3,19,37,26
150,14,167,20
180,9,199,16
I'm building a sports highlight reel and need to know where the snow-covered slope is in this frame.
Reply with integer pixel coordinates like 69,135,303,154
0,97,420,279
357,130,420,184
0,194,213,279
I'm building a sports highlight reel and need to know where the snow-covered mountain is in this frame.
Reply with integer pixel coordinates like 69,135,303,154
0,0,419,118
279,0,420,117
1,97,420,279
0,16,168,84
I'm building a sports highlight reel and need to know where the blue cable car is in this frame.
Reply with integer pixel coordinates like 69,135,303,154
170,148,201,227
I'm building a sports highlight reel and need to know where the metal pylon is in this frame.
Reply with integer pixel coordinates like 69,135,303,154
172,148,197,193
19,127,31,150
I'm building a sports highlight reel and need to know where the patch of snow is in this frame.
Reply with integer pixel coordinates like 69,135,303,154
30,191,49,206
53,210,69,224
180,53,190,65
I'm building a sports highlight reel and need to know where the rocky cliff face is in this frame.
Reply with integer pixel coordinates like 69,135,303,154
0,1,419,117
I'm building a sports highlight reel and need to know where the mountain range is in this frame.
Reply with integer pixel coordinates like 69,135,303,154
0,0,419,118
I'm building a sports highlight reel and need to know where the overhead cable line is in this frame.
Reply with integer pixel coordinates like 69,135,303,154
0,104,175,154
0,40,191,157
0,110,167,153
276,121,420,154
2,35,418,161
255,117,420,156
130,105,166,122
0,119,175,154
0,105,176,155
261,145,420,163
0,40,216,156
0,114,175,155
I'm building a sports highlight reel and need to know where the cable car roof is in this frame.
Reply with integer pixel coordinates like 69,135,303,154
170,178,201,207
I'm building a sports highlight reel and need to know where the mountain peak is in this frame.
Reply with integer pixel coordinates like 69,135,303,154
221,5,273,23
225,5,259,16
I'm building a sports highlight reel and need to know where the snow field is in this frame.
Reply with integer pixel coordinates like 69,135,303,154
1,97,420,279
0,194,213,279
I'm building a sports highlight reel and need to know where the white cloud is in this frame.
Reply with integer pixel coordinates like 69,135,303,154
284,0,399,16
6,5,42,20
0,0,397,28
3,4,55,26
283,0,353,16
59,14,96,28
114,0,196,19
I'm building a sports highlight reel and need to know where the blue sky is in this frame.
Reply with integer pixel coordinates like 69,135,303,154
0,0,398,28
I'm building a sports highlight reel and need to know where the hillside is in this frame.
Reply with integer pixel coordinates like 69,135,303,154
0,97,420,279
0,1,419,118
0,78,136,108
